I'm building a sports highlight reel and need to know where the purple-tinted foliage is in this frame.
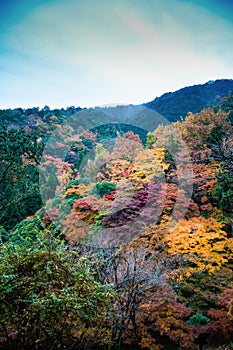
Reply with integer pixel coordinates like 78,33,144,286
102,182,165,228
96,181,167,247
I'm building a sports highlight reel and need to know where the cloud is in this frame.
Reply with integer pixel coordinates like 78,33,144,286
0,0,233,107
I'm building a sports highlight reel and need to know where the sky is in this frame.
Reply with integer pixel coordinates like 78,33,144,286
0,0,233,109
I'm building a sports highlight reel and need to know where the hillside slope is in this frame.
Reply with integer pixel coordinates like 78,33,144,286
144,79,233,121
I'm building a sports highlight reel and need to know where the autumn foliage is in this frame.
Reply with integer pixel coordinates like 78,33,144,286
1,105,233,349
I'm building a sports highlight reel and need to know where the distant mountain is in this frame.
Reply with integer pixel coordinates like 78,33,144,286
144,79,233,121
1,79,233,129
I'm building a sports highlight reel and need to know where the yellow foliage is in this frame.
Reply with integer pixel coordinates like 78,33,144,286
104,159,132,183
166,217,233,273
64,182,94,198
153,148,170,171
128,148,169,184
175,108,231,151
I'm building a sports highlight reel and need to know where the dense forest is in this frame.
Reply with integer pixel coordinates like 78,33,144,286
0,81,233,350
145,79,233,121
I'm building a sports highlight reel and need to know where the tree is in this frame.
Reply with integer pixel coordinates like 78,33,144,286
128,148,169,184
0,231,114,349
191,162,220,215
0,127,44,229
165,217,233,274
87,247,171,350
175,108,231,152
212,135,233,217
91,181,116,198
207,289,233,346
112,131,144,162
221,92,233,123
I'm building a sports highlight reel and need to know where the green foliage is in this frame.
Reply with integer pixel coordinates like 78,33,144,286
217,343,233,350
40,166,59,202
0,127,43,229
10,217,42,244
0,108,26,125
92,122,148,145
64,194,81,207
213,172,233,215
1,86,233,349
95,142,107,160
145,131,157,149
146,79,233,121
76,146,89,169
0,225,9,243
50,193,63,208
187,313,210,326
0,126,43,165
221,92,233,123
66,177,90,189
91,181,116,198
211,135,233,220
0,106,81,128
0,232,114,349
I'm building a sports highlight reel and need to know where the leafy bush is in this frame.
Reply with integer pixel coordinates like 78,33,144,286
188,313,210,326
0,232,114,349
91,181,116,198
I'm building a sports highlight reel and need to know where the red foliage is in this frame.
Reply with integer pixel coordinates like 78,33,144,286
42,208,59,227
207,289,233,346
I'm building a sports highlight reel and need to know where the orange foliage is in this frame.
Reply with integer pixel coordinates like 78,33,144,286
72,196,109,221
112,131,144,162
128,148,169,184
138,286,195,349
61,212,90,243
102,159,132,183
64,182,94,198
175,108,231,151
42,155,72,192
207,289,233,345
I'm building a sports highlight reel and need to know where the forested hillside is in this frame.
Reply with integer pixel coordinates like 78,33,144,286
145,79,233,121
0,88,233,349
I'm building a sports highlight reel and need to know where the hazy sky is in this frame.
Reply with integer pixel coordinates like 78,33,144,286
0,0,233,108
